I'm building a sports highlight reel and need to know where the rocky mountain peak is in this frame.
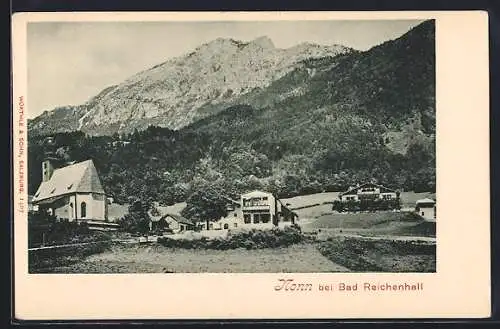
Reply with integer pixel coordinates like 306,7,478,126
29,32,356,136
248,36,275,49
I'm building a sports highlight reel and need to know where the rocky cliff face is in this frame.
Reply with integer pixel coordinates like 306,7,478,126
29,36,351,136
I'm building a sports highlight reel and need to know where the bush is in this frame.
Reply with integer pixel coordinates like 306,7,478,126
117,211,150,234
29,241,111,272
400,212,424,221
28,212,111,248
157,225,304,250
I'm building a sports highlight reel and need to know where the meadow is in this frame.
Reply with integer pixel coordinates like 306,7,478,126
318,237,436,272
40,242,349,273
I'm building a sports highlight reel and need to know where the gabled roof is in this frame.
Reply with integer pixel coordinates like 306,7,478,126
416,198,435,204
340,182,398,196
241,190,272,198
161,213,194,225
148,210,163,222
33,159,105,203
147,202,191,222
224,197,241,206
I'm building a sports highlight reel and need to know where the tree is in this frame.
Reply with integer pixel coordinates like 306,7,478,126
118,199,151,234
181,187,228,224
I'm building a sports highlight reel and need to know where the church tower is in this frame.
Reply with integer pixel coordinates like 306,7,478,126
41,136,62,182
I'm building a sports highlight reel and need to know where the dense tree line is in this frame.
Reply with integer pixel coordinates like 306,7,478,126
28,113,435,223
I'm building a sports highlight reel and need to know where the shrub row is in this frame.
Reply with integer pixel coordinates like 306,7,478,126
157,225,304,250
28,213,112,248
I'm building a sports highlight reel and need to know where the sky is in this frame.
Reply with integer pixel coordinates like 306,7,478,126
27,19,424,118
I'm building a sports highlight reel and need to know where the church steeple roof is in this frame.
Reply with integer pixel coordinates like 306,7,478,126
33,159,105,203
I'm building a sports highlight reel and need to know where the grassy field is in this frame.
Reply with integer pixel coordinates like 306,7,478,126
284,191,437,240
33,230,435,273
42,243,350,273
33,192,436,274
305,212,410,229
284,191,435,219
283,191,434,209
282,192,340,209
318,237,436,272
299,211,435,238
294,204,334,220
39,236,434,273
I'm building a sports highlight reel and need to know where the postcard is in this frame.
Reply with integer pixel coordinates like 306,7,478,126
12,11,490,320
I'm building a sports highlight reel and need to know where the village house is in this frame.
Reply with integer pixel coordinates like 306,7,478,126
241,190,278,229
32,156,108,222
216,214,241,230
148,206,195,234
338,182,399,202
111,140,131,147
194,195,241,231
201,190,298,230
213,201,243,230
415,198,436,221
161,214,195,233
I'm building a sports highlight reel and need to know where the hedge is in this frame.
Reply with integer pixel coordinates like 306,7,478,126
332,199,401,212
157,225,304,250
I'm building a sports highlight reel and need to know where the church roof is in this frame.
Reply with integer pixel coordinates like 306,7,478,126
33,159,105,203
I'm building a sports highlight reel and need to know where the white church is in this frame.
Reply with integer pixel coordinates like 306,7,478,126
32,156,108,222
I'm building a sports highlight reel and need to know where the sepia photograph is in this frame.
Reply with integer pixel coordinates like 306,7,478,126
25,18,437,274
12,11,491,320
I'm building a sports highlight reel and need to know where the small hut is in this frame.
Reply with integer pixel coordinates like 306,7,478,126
415,198,436,221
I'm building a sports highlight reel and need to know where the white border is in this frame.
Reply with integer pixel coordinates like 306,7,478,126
12,11,490,320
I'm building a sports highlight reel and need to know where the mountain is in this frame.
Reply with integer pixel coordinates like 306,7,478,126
28,20,436,206
187,20,435,154
28,36,351,136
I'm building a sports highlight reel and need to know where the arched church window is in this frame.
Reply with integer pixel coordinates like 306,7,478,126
81,202,87,218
